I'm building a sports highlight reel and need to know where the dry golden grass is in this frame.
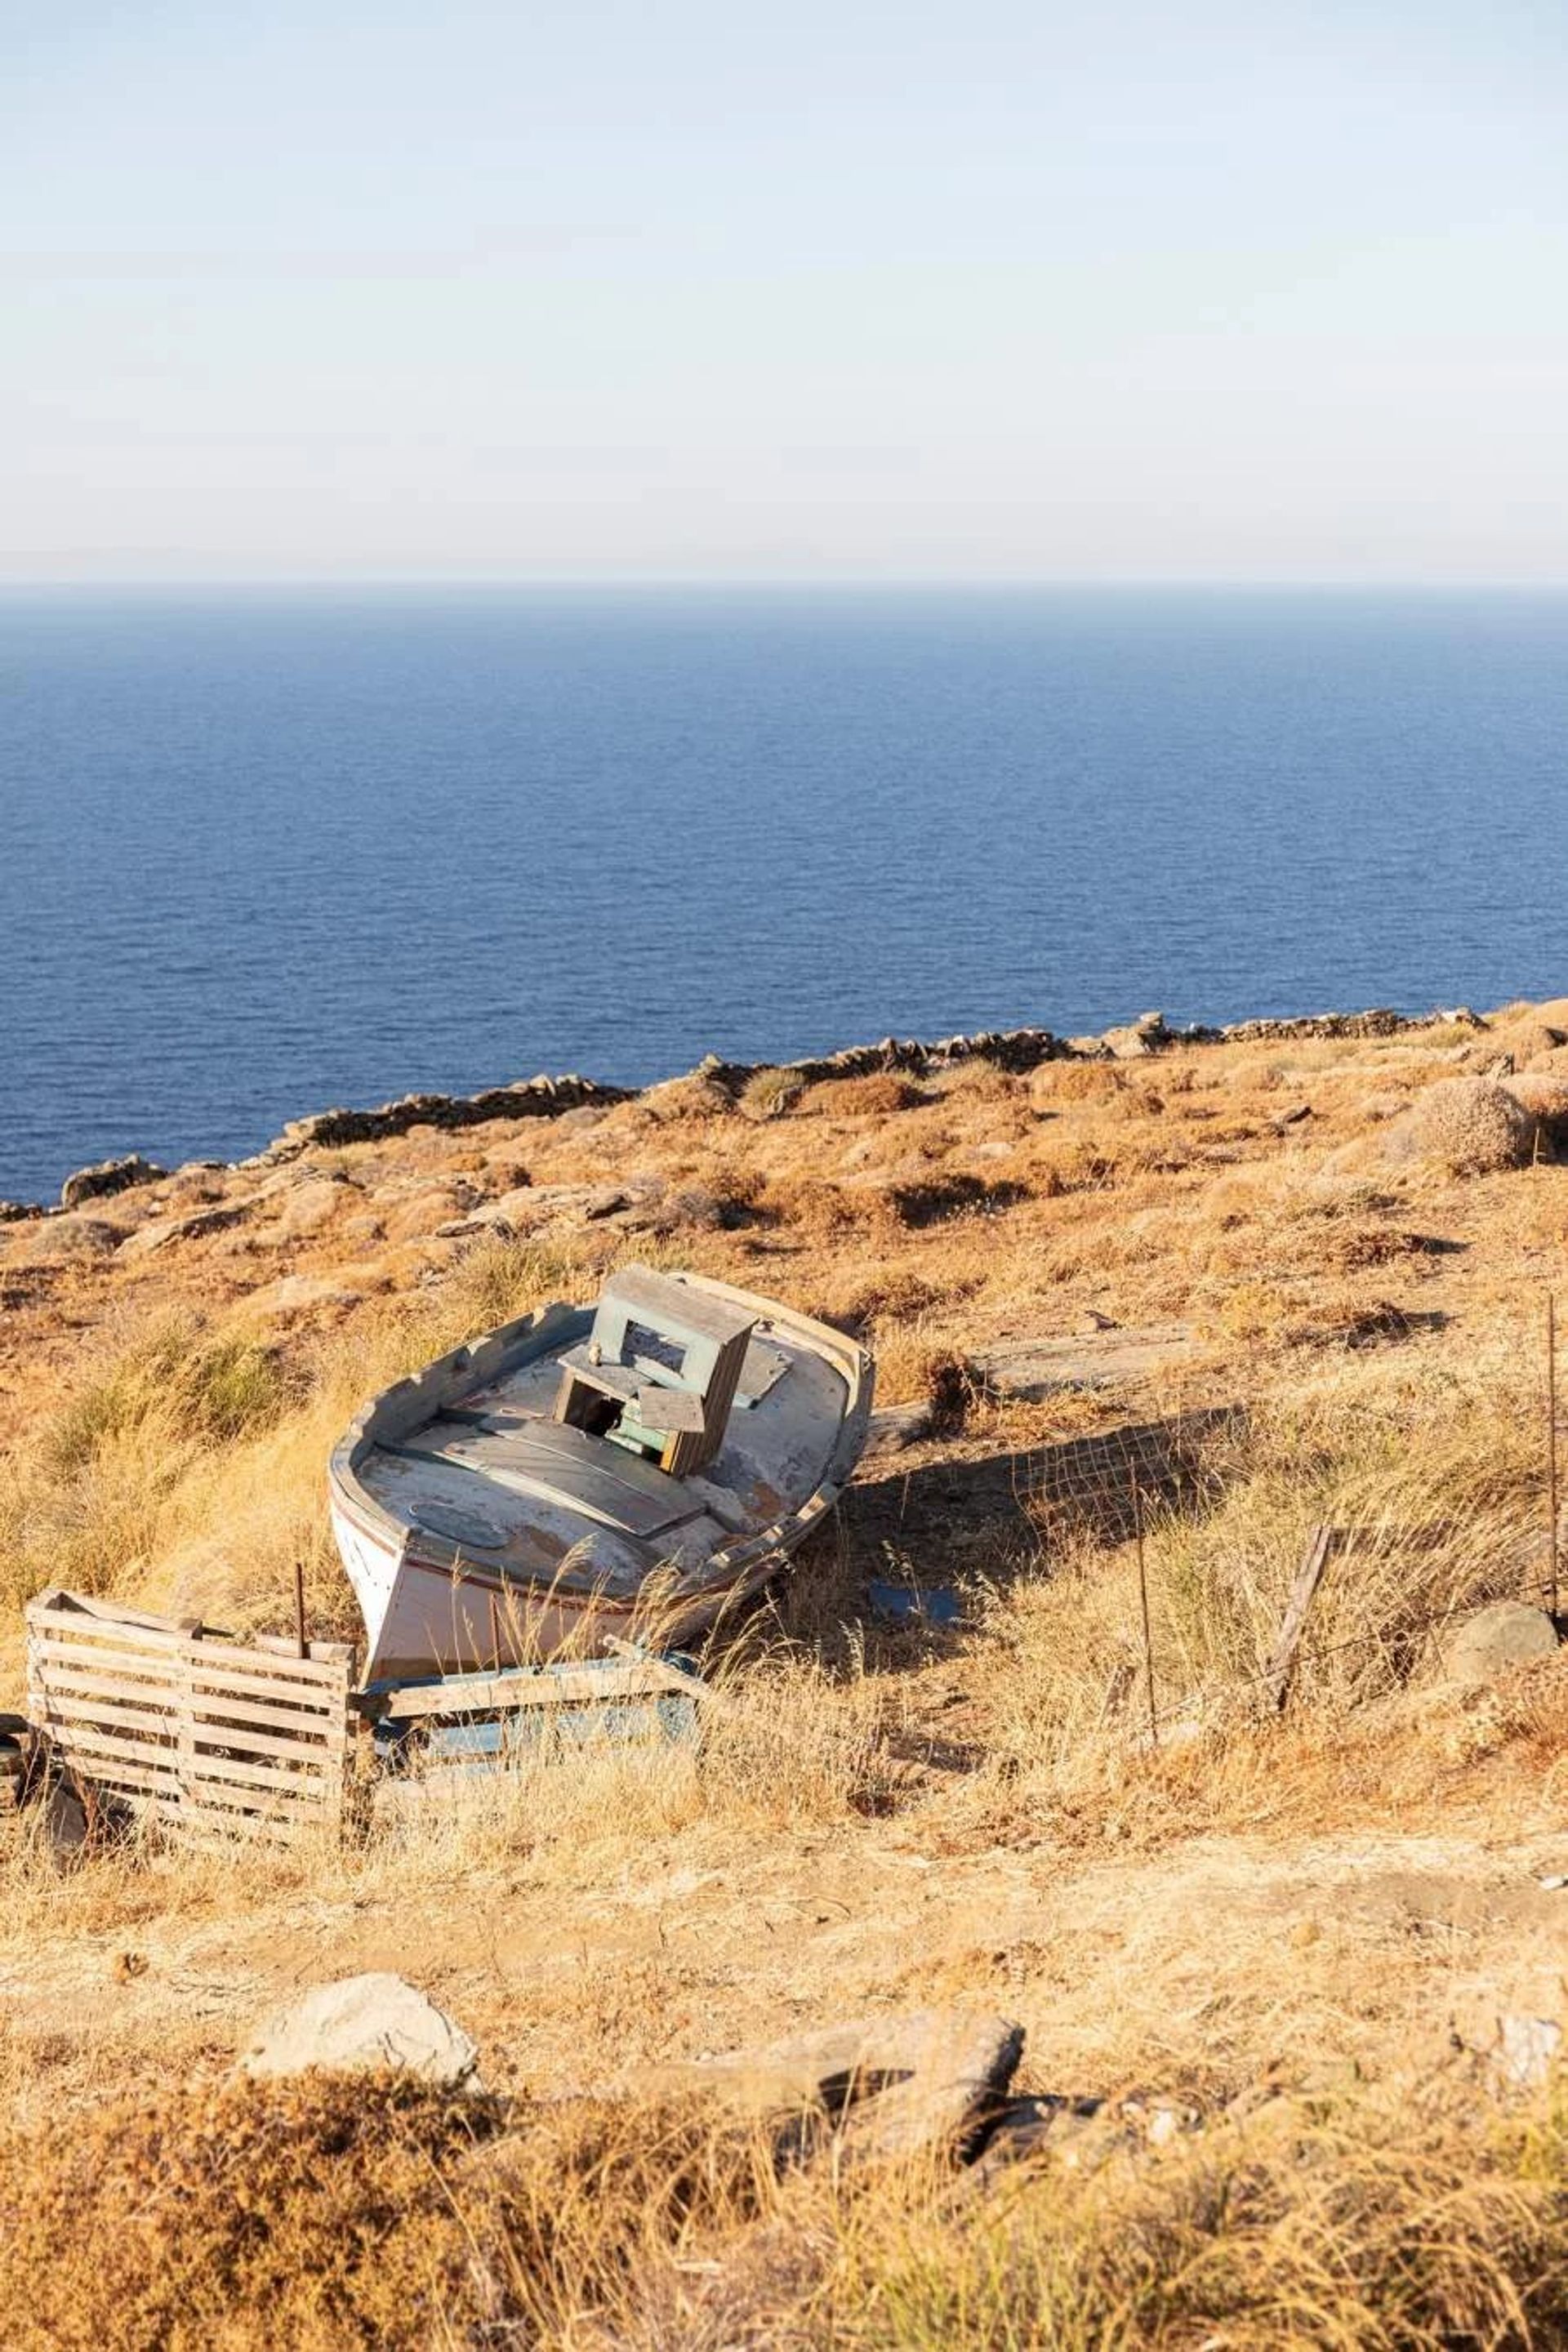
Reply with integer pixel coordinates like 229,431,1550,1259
4,2058,1568,2349
5,1000,1568,2341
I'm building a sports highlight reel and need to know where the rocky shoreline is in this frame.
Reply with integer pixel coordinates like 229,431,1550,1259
6,1001,1486,1224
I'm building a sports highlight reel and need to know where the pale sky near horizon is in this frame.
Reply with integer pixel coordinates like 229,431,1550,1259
6,1,1567,583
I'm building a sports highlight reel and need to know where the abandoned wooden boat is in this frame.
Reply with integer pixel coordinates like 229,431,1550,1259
328,1264,873,1680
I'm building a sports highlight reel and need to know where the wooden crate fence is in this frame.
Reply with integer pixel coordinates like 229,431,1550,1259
25,1588,353,1845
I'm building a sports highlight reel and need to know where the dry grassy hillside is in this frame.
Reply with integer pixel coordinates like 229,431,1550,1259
6,1002,1568,2346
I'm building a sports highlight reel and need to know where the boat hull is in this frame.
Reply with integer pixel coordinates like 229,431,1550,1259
328,1272,871,1680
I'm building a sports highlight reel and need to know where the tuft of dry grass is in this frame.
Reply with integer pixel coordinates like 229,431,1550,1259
1401,1078,1538,1176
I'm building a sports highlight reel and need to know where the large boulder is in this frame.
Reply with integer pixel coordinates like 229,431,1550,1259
1433,1601,1558,1688
240,1973,479,2088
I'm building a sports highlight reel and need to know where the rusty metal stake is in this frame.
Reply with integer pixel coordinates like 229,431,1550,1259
489,1592,503,1672
1132,1477,1158,1748
1549,1295,1560,1624
293,1560,308,1661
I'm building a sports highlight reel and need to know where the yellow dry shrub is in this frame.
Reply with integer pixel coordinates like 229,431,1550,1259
1401,1078,1536,1175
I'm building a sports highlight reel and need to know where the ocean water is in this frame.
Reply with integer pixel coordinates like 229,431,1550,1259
2,586,1565,1203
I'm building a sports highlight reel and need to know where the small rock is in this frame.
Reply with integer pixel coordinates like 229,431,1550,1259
60,1153,166,1210
1496,2015,1562,2092
864,1401,934,1456
244,1275,362,1321
1433,1601,1558,1688
241,1972,480,2088
38,1775,90,1855
1101,1012,1170,1060
118,1202,250,1258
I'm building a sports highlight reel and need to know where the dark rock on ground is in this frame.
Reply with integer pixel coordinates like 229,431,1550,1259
60,1153,166,1210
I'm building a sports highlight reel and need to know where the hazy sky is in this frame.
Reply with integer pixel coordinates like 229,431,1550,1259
6,0,1566,581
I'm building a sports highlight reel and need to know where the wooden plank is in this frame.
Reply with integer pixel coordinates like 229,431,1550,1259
170,1634,349,1685
189,1721,344,1764
27,1625,189,1670
185,1749,336,1795
46,1624,349,1687
252,1633,355,1664
602,1637,733,1717
187,1693,349,1743
29,1637,347,1705
27,1609,193,1656
367,1660,684,1722
40,1711,341,1790
184,1684,345,1740
41,1738,183,1796
33,1695,180,1746
29,1662,182,1712
184,1666,344,1713
1264,1525,1337,1711
32,1669,344,1754
29,1646,343,1722
24,1591,203,1637
26,1597,351,1682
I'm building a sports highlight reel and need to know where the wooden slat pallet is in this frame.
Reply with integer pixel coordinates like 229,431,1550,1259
24,1588,354,1847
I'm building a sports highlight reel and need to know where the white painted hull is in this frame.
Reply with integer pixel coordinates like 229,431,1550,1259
328,1273,871,1682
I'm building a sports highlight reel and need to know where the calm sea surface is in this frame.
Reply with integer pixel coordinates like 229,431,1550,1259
2,586,1565,1202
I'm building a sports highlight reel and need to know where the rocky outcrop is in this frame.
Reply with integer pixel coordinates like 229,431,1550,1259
259,1073,633,1164
7,1003,1499,1213
59,1153,166,1210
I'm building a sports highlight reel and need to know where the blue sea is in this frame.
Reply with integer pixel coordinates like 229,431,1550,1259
2,586,1565,1204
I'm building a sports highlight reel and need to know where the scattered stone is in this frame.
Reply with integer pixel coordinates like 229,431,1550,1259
973,1322,1194,1402
1495,2015,1562,2092
1433,1601,1558,1688
244,1275,362,1320
60,1153,166,1210
1100,1011,1171,1059
269,1176,350,1241
0,1200,45,1224
240,1972,480,2088
118,1202,251,1258
636,2009,1023,2166
863,1400,934,1456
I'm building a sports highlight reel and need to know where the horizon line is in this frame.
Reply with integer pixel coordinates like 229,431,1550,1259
3,572,1568,594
